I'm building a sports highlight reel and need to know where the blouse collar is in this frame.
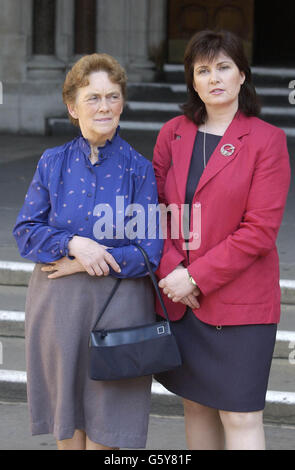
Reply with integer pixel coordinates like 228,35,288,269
78,126,121,161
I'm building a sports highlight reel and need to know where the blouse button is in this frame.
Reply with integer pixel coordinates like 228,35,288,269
87,193,92,197
85,216,89,221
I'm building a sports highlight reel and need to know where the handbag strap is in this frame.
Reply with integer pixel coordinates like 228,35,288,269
134,243,170,322
92,278,122,331
92,244,170,331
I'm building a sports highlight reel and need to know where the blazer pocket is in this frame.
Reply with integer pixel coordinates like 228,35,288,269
218,254,279,305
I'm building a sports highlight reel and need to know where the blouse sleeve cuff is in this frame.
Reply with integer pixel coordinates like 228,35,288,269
60,233,76,260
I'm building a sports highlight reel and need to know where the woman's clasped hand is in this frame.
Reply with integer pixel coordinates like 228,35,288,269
41,236,121,278
159,265,200,309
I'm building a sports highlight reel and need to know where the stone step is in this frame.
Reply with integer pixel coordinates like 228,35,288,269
151,384,295,427
0,305,294,359
47,116,162,138
46,64,295,139
162,64,295,87
4,263,295,301
125,101,295,117
259,108,295,127
122,105,181,123
1,278,294,356
278,304,295,332
0,261,34,287
0,311,25,337
128,82,187,103
128,82,292,108
252,67,295,88
122,103,295,128
47,115,295,140
0,285,28,311
152,359,295,425
0,334,294,424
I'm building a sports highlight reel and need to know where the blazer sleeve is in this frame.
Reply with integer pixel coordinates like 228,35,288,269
152,124,186,279
188,128,291,296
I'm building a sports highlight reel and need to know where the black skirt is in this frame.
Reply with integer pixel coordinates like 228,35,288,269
155,308,277,412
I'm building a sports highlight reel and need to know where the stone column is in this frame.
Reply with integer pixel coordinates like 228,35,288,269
96,0,155,82
27,0,66,80
55,0,75,64
148,0,168,70
0,0,28,83
96,0,129,66
0,0,31,132
126,0,154,81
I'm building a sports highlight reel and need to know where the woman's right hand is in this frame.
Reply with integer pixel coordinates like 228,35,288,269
160,264,200,309
179,290,200,309
68,236,121,276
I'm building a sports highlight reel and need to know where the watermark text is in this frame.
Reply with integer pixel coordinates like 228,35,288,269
289,80,295,105
92,197,202,250
289,341,295,365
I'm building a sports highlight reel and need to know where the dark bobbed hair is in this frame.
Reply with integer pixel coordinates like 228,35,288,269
181,30,260,125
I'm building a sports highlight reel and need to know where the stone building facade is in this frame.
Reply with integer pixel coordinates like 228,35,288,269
0,0,167,134
0,0,294,135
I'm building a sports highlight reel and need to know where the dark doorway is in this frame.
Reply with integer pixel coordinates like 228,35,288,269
253,0,295,66
168,0,254,64
74,0,96,55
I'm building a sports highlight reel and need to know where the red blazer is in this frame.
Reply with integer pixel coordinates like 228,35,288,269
153,112,291,325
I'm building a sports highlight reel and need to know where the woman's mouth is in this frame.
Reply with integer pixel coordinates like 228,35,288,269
210,89,225,95
94,117,112,122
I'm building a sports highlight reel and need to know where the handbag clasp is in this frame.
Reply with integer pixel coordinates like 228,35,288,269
157,326,165,335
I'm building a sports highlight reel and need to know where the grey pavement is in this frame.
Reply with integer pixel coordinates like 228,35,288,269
0,401,295,450
0,130,294,277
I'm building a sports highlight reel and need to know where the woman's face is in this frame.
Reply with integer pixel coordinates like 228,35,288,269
193,51,245,112
68,70,124,146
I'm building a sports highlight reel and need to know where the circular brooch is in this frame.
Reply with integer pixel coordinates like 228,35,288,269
220,144,235,157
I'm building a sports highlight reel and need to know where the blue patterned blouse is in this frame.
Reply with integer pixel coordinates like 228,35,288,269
13,129,163,278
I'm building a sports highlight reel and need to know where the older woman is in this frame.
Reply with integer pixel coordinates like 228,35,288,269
153,31,291,450
13,53,162,450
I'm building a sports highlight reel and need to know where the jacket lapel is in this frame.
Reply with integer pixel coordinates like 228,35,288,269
195,112,251,196
170,118,198,202
170,112,251,202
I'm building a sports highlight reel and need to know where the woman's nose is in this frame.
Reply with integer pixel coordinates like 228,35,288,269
98,97,110,111
209,70,220,84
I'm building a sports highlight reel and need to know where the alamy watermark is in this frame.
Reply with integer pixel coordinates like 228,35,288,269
92,197,202,250
0,81,3,105
289,80,295,105
0,341,3,365
289,341,295,365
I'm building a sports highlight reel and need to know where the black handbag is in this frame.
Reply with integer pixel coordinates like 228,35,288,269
88,244,182,381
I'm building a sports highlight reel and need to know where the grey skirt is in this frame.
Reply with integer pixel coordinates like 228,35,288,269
25,265,155,448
